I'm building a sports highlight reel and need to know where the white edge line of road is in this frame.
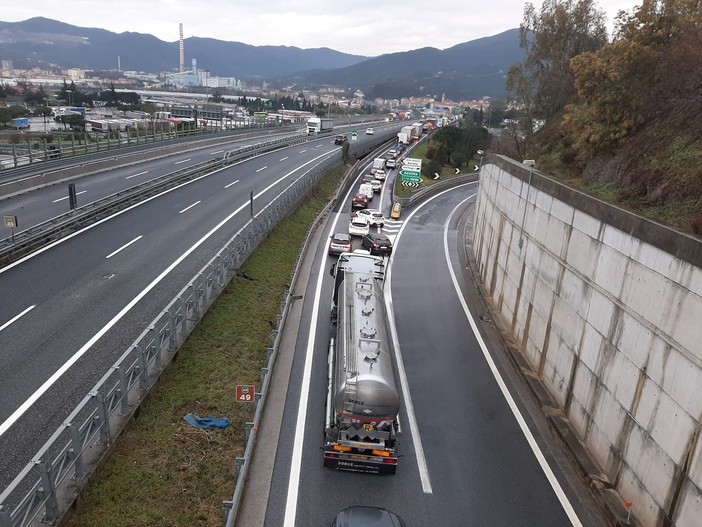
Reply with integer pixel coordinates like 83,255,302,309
441,187,584,527
385,208,434,495
0,149,336,439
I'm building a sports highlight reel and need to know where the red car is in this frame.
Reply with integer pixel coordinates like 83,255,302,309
352,193,369,209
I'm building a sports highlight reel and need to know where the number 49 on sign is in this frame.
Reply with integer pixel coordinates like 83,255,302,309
236,384,256,403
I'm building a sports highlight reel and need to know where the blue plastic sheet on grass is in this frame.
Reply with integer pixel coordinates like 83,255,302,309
183,413,230,429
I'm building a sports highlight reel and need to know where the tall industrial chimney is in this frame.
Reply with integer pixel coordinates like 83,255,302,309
117,55,121,72
179,23,185,73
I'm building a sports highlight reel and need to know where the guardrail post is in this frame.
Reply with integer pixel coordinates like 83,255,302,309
139,342,150,390
244,421,254,444
259,367,269,386
117,365,130,415
68,421,86,479
37,459,59,521
94,391,111,444
254,391,262,414
234,457,245,479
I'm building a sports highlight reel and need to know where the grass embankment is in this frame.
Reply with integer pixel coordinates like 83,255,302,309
63,165,347,527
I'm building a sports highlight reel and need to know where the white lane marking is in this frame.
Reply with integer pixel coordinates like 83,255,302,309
0,305,36,333
179,201,201,214
279,157,289,161
256,166,267,173
174,158,191,165
210,150,223,155
105,236,143,259
385,225,433,495
299,149,307,153
316,144,323,147
225,180,240,189
53,190,86,203
125,171,149,180
283,218,330,527
0,150,337,438
440,191,583,526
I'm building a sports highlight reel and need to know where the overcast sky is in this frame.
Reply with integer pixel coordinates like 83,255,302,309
3,1,641,57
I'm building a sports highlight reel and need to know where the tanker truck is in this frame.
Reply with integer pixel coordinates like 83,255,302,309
325,251,402,474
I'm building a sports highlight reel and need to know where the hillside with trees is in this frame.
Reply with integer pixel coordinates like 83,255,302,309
499,0,702,234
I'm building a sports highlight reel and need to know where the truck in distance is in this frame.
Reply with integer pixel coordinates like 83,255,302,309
307,117,335,134
11,117,30,130
325,251,402,474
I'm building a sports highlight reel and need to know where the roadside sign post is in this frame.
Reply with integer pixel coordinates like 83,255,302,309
351,131,358,141
4,215,18,243
236,384,257,432
401,158,422,169
399,169,421,182
236,384,256,403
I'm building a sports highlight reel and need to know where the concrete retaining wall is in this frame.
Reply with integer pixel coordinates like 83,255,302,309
472,155,702,527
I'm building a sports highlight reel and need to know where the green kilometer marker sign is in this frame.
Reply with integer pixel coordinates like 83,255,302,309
400,169,421,183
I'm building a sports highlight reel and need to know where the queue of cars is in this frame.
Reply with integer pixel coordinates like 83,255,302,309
329,148,401,257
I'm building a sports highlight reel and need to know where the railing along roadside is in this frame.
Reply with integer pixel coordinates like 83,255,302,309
0,122,301,175
221,157,365,527
393,173,480,208
0,132,308,265
0,150,343,527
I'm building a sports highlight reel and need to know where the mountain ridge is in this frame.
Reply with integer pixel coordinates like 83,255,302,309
0,17,524,100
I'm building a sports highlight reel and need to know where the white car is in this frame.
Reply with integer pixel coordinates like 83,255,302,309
354,209,385,226
348,217,370,237
373,170,386,181
365,127,375,135
370,179,382,193
385,159,397,169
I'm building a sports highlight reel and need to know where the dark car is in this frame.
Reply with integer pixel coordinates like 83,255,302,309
328,232,353,256
332,506,406,527
334,134,348,145
352,193,369,209
361,232,393,256
361,174,375,184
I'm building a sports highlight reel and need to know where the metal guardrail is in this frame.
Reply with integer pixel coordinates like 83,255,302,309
0,132,311,263
0,122,301,175
0,147,344,527
220,155,370,527
393,172,480,207
0,124,402,526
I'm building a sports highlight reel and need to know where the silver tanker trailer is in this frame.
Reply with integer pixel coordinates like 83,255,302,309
325,251,402,474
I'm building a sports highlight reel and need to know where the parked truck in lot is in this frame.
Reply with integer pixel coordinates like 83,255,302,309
307,117,334,134
325,252,402,474
11,117,30,130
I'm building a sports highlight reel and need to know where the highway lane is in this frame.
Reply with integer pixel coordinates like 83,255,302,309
0,136,343,491
0,128,310,237
0,122,398,237
261,183,608,525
